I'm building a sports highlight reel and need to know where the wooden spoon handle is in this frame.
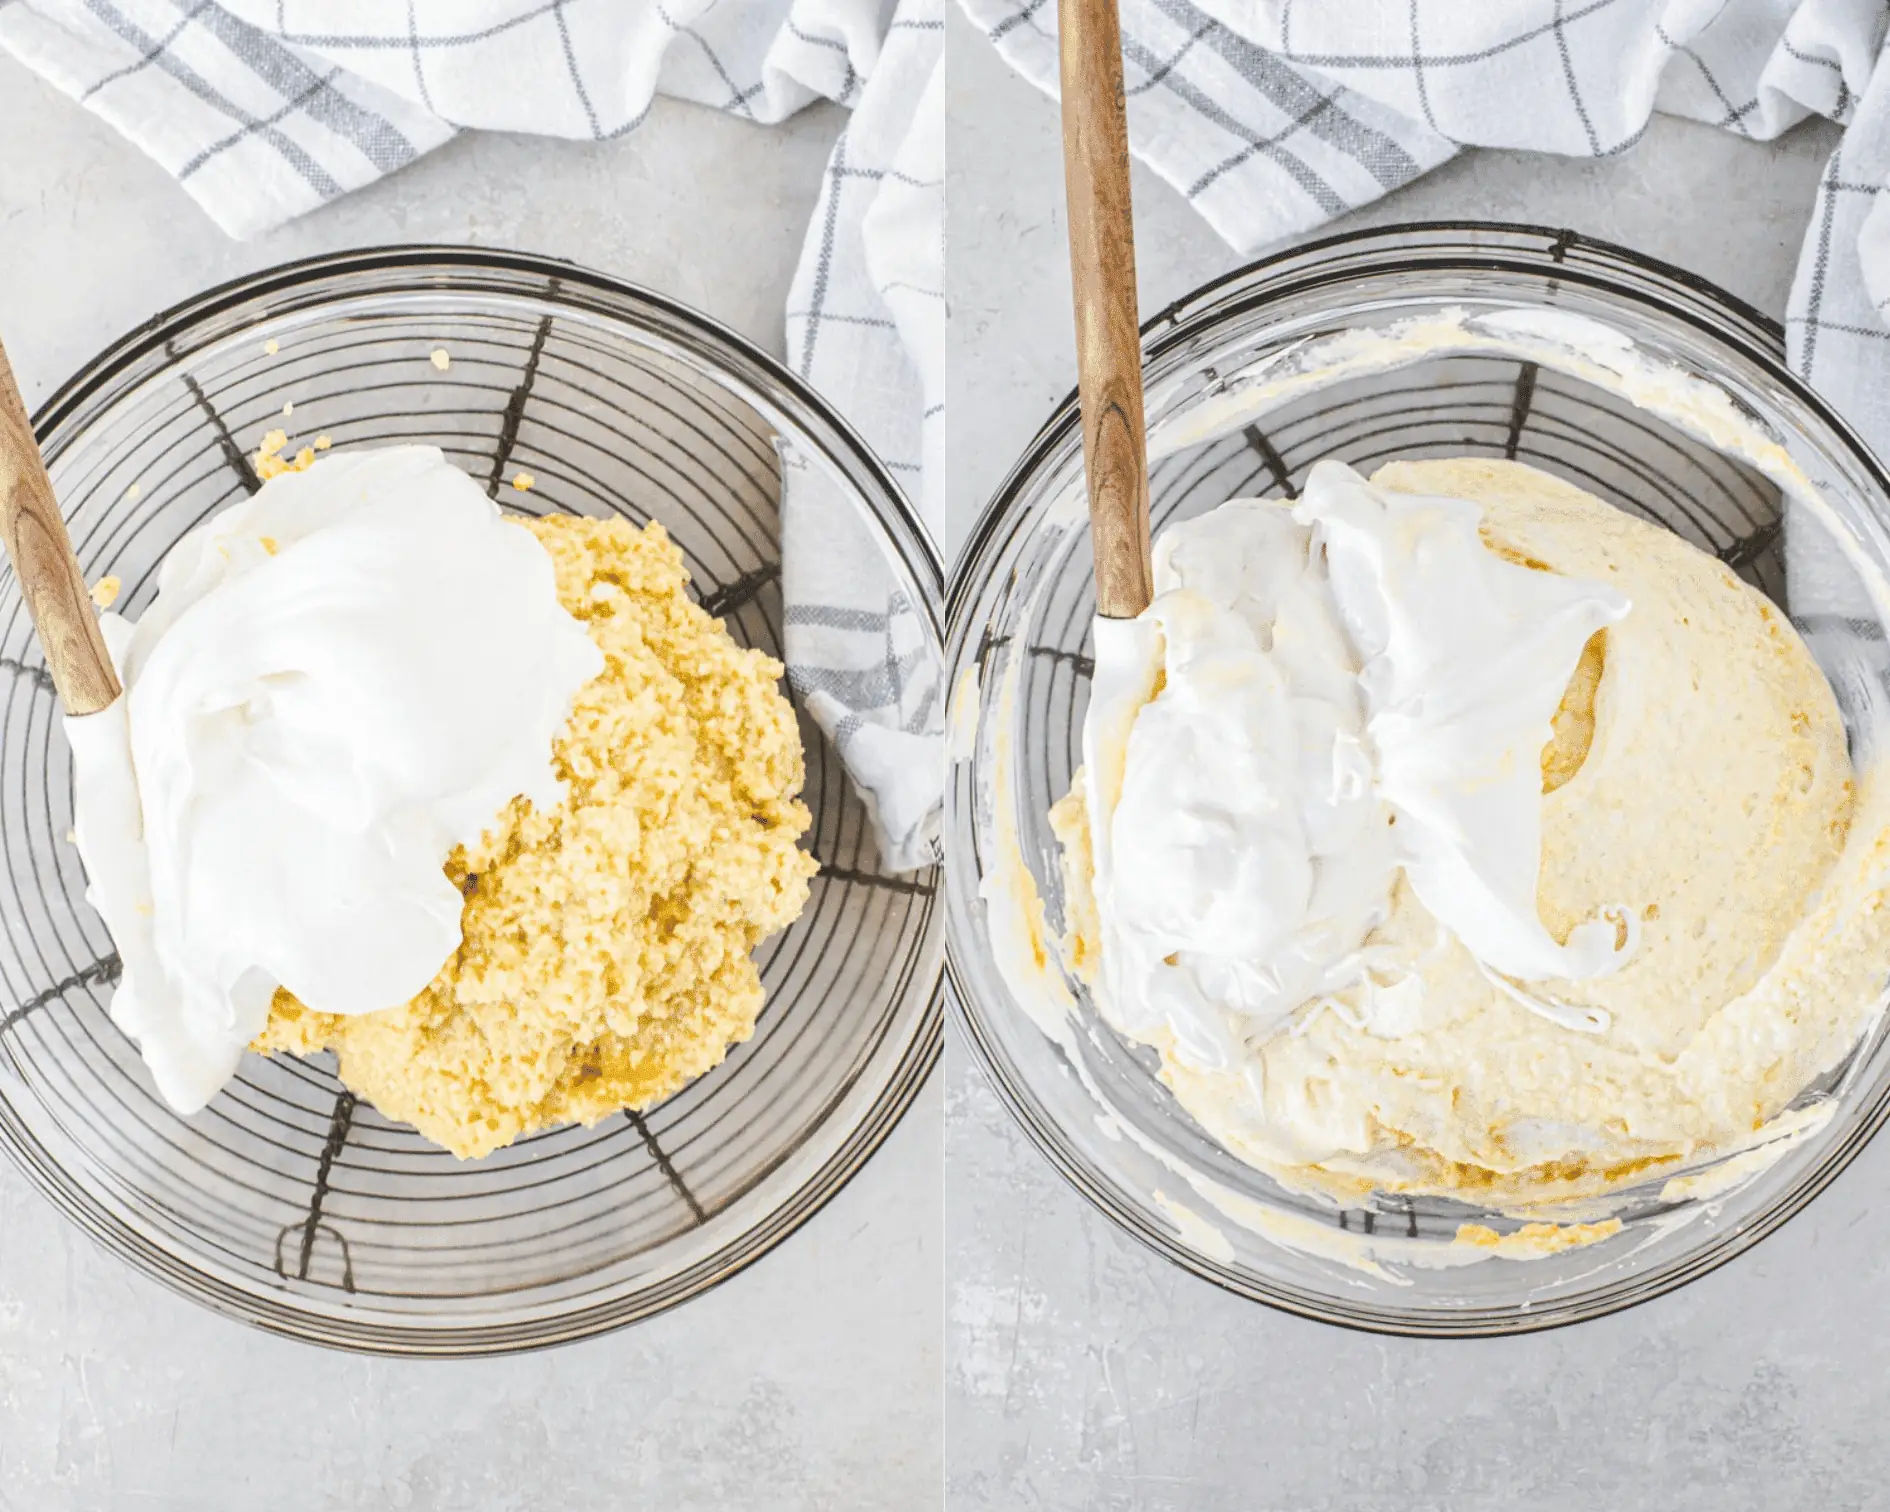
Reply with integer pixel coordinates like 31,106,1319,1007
1060,0,1153,621
0,337,120,716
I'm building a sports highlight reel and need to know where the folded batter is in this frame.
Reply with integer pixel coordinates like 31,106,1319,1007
1053,457,1890,1207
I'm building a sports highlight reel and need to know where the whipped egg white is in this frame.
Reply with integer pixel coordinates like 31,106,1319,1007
1077,459,1636,1080
67,446,602,1113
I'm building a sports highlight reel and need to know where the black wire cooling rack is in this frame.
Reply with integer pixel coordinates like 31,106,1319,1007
0,248,942,1356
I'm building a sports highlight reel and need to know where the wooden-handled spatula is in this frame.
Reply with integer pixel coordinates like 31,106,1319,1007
1060,0,1154,620
0,336,121,716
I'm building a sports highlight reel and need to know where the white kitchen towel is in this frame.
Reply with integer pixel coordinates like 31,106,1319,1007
962,0,1890,462
785,0,945,869
0,0,945,872
0,0,890,238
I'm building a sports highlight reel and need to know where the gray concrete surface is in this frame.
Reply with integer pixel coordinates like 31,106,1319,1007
0,58,941,1512
944,9,1890,1509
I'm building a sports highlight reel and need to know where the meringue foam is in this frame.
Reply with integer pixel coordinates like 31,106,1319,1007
66,446,602,1114
1076,458,1637,1081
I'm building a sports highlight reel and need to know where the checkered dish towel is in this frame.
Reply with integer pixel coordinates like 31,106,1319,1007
0,0,945,872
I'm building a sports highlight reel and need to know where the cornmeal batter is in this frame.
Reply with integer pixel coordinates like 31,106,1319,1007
257,515,818,1158
1055,457,1890,1206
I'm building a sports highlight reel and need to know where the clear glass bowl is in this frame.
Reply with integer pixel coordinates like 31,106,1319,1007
946,223,1890,1336
0,247,941,1355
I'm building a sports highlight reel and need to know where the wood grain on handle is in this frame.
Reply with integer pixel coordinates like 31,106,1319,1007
1060,0,1153,620
0,337,120,716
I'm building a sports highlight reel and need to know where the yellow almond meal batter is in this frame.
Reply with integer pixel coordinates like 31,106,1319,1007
256,514,818,1159
1054,458,1890,1208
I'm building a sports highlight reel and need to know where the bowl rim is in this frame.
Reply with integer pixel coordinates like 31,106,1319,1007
8,243,944,1357
944,218,1890,1338
39,242,942,587
950,220,1827,600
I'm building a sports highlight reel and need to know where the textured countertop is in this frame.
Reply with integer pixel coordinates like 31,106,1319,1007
944,9,1890,1509
0,57,940,1512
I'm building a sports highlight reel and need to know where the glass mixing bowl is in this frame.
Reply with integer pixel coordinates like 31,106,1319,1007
0,247,941,1355
946,223,1890,1336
